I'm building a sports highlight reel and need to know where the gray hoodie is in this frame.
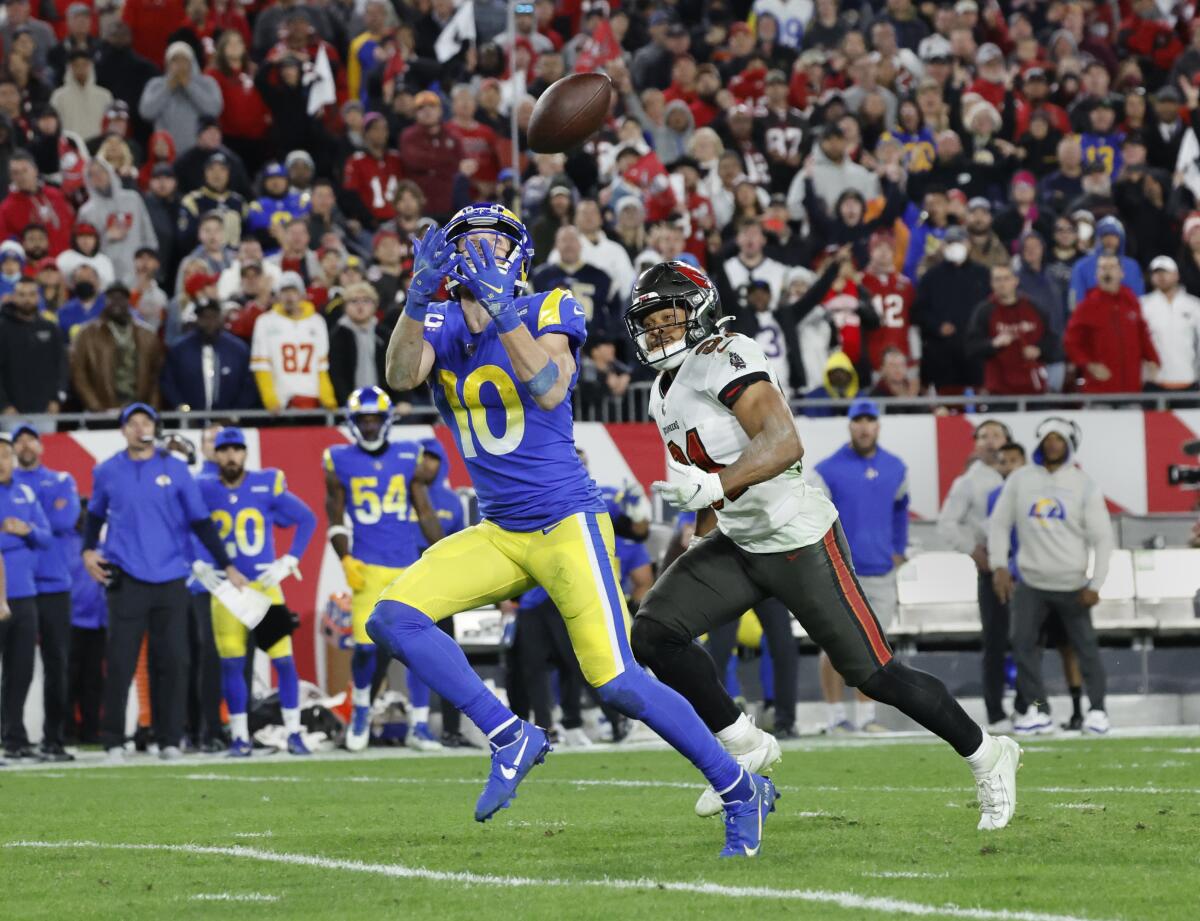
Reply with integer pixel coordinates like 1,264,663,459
937,458,1003,555
137,42,223,152
76,158,159,287
987,437,1114,593
623,93,695,167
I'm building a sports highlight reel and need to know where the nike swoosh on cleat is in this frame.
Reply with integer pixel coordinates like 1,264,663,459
499,735,530,780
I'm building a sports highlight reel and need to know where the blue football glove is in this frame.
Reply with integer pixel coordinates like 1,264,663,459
450,237,524,334
405,224,455,320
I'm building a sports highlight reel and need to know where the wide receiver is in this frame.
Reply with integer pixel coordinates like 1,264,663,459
368,204,777,857
624,261,1021,831
324,386,444,751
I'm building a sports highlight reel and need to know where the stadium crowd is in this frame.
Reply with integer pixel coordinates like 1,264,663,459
0,0,1197,421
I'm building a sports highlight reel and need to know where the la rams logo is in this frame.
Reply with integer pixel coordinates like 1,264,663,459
1027,497,1066,525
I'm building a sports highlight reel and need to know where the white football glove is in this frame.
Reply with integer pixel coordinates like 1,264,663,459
191,560,225,593
619,480,652,524
652,458,725,511
256,554,300,589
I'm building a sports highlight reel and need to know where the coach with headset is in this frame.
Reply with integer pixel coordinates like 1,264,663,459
987,417,1115,735
83,404,249,761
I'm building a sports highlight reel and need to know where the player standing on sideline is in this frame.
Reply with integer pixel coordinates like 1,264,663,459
370,205,778,857
195,428,317,756
12,425,80,761
324,386,444,752
624,261,1021,831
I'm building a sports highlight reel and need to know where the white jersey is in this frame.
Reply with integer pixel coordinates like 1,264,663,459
249,304,330,408
649,332,838,553
722,255,788,312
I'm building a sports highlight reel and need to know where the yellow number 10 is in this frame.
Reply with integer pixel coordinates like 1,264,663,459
439,365,526,458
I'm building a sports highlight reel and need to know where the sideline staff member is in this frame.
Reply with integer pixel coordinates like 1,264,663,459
83,403,249,761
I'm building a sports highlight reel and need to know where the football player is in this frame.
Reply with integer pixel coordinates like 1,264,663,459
324,386,444,752
624,260,1022,831
368,204,778,856
198,428,317,756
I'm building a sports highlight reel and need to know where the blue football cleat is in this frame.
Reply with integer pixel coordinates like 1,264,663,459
407,722,443,752
720,774,779,858
474,722,551,822
287,732,311,756
227,738,252,758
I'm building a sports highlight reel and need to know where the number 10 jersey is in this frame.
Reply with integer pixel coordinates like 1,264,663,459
649,332,837,553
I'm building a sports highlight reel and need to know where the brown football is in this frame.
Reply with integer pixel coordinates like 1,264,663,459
527,73,613,154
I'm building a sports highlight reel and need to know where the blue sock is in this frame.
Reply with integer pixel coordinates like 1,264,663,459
407,670,431,709
596,664,741,792
759,640,774,702
367,600,515,738
273,655,299,711
724,651,741,697
351,644,376,692
220,656,247,715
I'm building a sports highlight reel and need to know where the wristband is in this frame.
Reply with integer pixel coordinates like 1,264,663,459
403,291,428,323
328,525,351,541
525,358,560,397
491,302,522,334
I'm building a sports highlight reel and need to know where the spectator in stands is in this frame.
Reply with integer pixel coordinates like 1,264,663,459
939,418,1008,729
1069,216,1145,307
343,113,404,227
792,123,880,215
57,264,105,341
48,4,99,86
0,432,51,760
138,42,223,154
267,218,320,286
808,397,909,733
532,226,619,341
328,282,392,406
1065,254,1159,396
576,334,632,421
224,260,274,342
250,271,336,412
1140,256,1200,395
990,419,1114,735
964,198,1008,270
868,346,920,405
77,159,159,288
70,283,164,411
57,224,116,293
965,263,1056,398
399,92,464,223
178,213,237,295
174,118,252,198
803,350,860,417
0,151,74,256
721,218,788,311
729,278,798,388
912,226,991,394
130,248,168,332
178,155,248,253
1,0,53,75
901,186,951,281
144,164,181,278
218,238,279,300
0,276,65,414
246,164,311,247
161,297,256,411
566,198,636,300
50,50,113,142
35,258,66,316
531,186,575,268
1040,135,1085,216
204,32,269,175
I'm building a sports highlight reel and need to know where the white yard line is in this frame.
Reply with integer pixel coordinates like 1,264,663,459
1051,804,1105,810
189,892,279,902
5,840,1118,921
864,871,951,879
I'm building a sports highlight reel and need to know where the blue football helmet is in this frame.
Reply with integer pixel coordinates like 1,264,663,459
346,386,393,451
443,203,534,296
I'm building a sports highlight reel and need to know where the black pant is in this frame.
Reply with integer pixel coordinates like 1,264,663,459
68,625,106,744
0,596,38,750
706,597,798,732
100,574,190,750
1011,583,1106,712
438,616,461,735
35,592,72,748
517,600,586,730
977,573,1010,724
187,594,224,745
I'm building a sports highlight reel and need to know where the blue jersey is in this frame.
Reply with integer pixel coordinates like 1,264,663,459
1081,132,1124,179
324,440,425,568
14,465,80,594
887,128,936,173
197,469,316,580
424,289,604,531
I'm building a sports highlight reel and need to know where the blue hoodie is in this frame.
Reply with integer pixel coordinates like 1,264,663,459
0,476,53,599
813,443,909,577
14,464,80,594
1068,216,1145,307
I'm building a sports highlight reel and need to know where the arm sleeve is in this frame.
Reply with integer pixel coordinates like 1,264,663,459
271,481,317,559
987,476,1018,572
1138,314,1161,365
893,471,910,558
937,475,978,554
1062,305,1089,367
1082,480,1115,591
964,301,998,363
138,78,169,120
190,517,233,569
178,462,213,523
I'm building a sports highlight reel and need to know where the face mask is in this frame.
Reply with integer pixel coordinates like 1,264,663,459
73,281,96,300
1077,222,1094,243
1,270,19,283
943,242,968,264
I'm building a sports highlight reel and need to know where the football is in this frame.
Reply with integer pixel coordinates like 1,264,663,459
527,73,613,154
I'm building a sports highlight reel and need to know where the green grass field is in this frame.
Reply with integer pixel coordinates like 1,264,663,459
2,733,1198,921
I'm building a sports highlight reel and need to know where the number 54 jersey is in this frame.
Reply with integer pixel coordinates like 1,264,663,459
649,331,837,554
423,290,604,531
323,441,424,568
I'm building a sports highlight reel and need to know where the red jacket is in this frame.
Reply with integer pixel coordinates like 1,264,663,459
122,0,186,66
0,184,76,255
398,124,463,220
206,67,270,141
1064,285,1160,394
966,295,1050,395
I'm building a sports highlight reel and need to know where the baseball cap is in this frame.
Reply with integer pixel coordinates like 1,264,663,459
729,22,751,37
967,196,992,212
765,69,788,85
944,225,968,243
1023,67,1047,82
665,23,686,37
205,151,230,168
241,260,264,274
184,272,219,298
1155,85,1183,104
1011,170,1036,188
363,111,386,131
134,246,160,260
193,296,221,314
214,427,247,450
66,1,90,15
278,270,306,292
11,422,39,442
263,161,286,179
977,43,1003,65
285,150,315,169
372,227,400,249
848,397,880,420
413,91,441,110
549,184,573,199
1149,255,1179,273
119,402,158,427
918,34,951,62
151,162,175,178
74,222,99,237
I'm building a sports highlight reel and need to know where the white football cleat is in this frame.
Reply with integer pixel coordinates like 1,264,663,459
696,729,782,818
1083,709,1110,735
105,747,125,764
345,705,371,752
1012,709,1054,735
976,736,1022,831
562,727,594,748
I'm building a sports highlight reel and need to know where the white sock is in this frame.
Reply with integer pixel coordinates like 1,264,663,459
229,713,249,742
716,767,746,797
352,686,371,709
828,702,847,725
411,706,430,725
965,732,999,776
715,713,757,754
857,701,877,725
282,707,301,734
487,715,517,741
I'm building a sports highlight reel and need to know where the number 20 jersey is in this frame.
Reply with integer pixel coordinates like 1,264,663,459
423,289,604,531
649,332,837,553
323,441,423,568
